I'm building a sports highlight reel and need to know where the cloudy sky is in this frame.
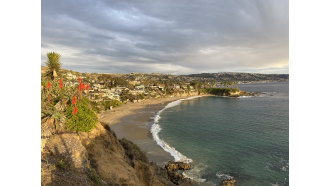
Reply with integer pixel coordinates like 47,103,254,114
41,0,288,74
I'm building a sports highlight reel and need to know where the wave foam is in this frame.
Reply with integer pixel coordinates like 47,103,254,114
150,96,202,163
183,163,207,182
216,172,234,180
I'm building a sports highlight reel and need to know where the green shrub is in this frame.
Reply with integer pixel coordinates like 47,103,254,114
103,100,122,110
65,97,98,132
88,167,101,184
55,159,70,170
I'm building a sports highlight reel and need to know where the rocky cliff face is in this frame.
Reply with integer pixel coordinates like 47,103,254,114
41,121,191,186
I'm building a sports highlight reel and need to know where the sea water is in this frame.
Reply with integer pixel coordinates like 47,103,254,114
151,82,289,185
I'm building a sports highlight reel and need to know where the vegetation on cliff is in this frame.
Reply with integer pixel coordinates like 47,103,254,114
65,97,98,132
41,76,96,132
200,88,240,96
119,138,148,164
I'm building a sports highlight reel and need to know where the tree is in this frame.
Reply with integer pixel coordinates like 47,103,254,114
46,52,62,80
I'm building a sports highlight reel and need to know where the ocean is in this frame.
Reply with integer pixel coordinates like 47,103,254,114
151,82,289,186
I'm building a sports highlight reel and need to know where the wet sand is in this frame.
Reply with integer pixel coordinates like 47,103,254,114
99,96,200,165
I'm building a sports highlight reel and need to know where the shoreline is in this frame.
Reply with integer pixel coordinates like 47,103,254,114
100,95,210,165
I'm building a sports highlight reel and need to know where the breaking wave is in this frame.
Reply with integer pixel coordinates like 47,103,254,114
216,172,234,180
150,96,202,163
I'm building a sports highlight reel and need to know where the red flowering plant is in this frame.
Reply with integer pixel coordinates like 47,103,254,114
41,75,74,120
73,105,78,115
72,95,77,105
41,74,97,132
47,81,52,89
58,78,63,90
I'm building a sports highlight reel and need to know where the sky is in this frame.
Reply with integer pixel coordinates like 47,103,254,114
41,0,288,75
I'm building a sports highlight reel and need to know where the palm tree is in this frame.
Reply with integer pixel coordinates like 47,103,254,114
45,52,62,80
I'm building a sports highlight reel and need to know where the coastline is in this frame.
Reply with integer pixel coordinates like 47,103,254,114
100,95,210,165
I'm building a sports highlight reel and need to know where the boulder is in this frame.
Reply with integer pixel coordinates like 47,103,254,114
165,161,191,171
220,178,236,186
165,161,192,185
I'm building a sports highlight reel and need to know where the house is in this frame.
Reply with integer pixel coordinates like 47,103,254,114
93,83,104,89
135,85,145,91
129,90,144,95
66,73,77,80
172,84,180,89
158,84,165,90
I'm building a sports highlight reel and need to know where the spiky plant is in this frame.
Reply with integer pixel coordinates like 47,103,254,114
46,52,62,80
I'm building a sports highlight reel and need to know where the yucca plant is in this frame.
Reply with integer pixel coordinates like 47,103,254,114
46,52,62,80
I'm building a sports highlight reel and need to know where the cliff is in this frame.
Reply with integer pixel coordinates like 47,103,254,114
200,88,259,97
41,118,191,186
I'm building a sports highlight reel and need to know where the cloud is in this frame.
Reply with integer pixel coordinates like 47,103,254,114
42,0,288,74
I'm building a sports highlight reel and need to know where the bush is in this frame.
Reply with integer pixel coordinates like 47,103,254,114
103,100,122,110
88,167,101,184
55,159,70,170
65,97,98,132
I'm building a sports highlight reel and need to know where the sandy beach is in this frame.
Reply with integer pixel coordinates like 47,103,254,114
100,95,205,165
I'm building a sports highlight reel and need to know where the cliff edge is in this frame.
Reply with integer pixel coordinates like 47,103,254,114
41,118,191,186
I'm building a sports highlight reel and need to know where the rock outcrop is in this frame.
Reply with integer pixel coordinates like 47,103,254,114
165,161,192,185
165,161,192,171
220,178,236,186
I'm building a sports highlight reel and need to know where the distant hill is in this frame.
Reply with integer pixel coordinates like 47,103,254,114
185,72,289,82
42,66,288,83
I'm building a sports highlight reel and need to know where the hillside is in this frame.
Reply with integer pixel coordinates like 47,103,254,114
186,72,288,82
41,119,189,185
41,66,289,83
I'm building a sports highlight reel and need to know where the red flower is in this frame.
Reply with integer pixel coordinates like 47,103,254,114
58,78,63,84
81,83,85,90
72,96,77,105
59,83,63,89
48,95,51,102
86,85,90,90
78,77,82,84
47,82,51,89
73,106,78,115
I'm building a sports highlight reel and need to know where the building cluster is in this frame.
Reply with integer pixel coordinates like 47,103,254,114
60,70,258,104
62,72,204,103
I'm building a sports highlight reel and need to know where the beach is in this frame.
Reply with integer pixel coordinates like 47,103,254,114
100,95,204,165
